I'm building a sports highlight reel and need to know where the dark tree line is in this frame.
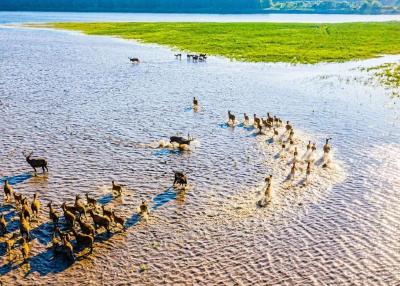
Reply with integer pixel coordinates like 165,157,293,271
0,0,398,13
264,0,399,13
0,0,261,12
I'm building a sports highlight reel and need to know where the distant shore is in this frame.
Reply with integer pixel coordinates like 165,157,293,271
32,21,400,64
2,9,400,15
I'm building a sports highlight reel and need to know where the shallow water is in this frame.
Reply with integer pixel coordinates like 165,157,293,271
1,11,400,24
0,15,400,285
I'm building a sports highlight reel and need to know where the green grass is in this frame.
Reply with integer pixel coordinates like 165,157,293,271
40,22,400,64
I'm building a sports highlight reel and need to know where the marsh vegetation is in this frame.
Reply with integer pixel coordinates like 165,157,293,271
46,21,400,64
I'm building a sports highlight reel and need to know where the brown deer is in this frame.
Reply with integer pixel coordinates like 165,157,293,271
129,57,140,64
23,152,48,173
47,201,60,226
228,111,236,124
3,180,14,202
31,193,40,219
71,228,94,253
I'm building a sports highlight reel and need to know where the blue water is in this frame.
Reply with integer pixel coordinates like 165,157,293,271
0,11,399,285
0,11,399,25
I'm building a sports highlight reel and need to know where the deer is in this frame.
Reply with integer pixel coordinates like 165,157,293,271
243,113,249,124
5,233,18,258
71,228,94,253
170,135,193,146
3,180,14,202
112,211,126,231
265,174,273,186
23,152,48,173
102,205,114,223
253,114,261,127
19,212,30,240
322,138,332,168
323,138,332,154
199,53,207,61
13,192,23,206
47,201,60,226
129,57,140,64
193,97,199,107
74,195,87,218
21,198,32,222
88,209,111,234
61,233,76,261
0,214,6,234
61,202,76,227
21,237,30,263
228,111,236,125
112,181,123,196
31,193,40,219
306,162,312,183
77,216,96,237
139,200,149,216
285,121,292,131
173,171,188,187
85,193,97,207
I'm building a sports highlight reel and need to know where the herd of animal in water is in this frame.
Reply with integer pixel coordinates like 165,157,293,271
1,53,334,268
0,152,188,264
129,53,207,64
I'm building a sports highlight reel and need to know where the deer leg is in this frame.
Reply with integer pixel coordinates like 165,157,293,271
42,166,45,173
45,166,49,172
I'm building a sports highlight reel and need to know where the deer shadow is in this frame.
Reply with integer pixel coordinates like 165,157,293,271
0,173,32,186
152,149,182,157
151,187,177,211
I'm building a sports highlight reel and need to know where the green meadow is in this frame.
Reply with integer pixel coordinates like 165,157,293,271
45,21,400,64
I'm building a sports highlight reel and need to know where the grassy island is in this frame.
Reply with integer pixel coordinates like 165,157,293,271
41,21,400,64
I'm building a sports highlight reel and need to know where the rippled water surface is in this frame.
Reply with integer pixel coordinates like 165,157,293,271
0,14,400,286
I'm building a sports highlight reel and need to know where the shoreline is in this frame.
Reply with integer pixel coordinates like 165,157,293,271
19,22,400,93
25,21,400,64
2,10,400,15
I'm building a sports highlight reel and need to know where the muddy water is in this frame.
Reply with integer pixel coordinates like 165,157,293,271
0,24,399,285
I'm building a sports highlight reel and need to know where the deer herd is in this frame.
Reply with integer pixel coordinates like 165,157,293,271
225,110,333,207
1,151,189,264
1,90,333,269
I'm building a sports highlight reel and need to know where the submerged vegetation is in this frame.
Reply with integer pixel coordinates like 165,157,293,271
46,22,400,64
364,63,400,96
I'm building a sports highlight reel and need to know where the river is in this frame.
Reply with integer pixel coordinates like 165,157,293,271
0,12,399,285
